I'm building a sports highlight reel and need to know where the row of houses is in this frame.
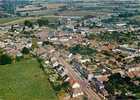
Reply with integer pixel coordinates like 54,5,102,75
36,46,84,98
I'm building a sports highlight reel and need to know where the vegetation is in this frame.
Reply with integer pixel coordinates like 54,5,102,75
69,44,96,55
0,18,20,24
104,73,140,99
0,54,12,65
0,16,59,25
0,59,57,100
23,31,32,36
138,42,140,54
133,56,140,64
37,18,49,27
45,67,70,94
24,20,34,29
32,38,38,49
88,31,137,44
21,47,30,55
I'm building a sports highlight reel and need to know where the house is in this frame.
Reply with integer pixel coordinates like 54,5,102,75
36,47,46,56
69,79,84,98
63,75,70,82
54,64,70,82
36,30,48,41
90,78,108,97
71,59,89,79
37,41,43,47
80,58,91,63
118,45,137,54
0,41,5,48
127,64,140,72
25,43,32,48
88,73,94,81
45,60,49,65
16,52,23,57
68,53,73,59
52,61,59,68
59,37,69,42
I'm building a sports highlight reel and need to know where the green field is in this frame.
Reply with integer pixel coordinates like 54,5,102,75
0,17,38,25
0,59,57,100
0,16,59,25
0,18,20,24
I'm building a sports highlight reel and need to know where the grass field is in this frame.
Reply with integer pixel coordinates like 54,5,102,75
0,17,39,25
47,3,65,9
131,15,140,21
0,18,21,24
0,59,57,100
0,16,59,25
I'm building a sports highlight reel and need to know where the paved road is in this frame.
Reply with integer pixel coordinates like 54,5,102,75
58,57,102,100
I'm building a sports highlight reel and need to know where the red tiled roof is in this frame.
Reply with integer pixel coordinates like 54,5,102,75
127,71,140,78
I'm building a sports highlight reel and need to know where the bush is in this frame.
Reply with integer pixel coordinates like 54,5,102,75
37,18,49,27
24,20,33,28
22,47,30,55
0,54,12,65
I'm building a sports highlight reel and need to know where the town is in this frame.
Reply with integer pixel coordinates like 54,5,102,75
0,0,140,100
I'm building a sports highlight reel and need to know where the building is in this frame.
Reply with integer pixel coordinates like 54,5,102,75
0,0,4,16
90,78,108,97
0,0,16,14
69,79,84,98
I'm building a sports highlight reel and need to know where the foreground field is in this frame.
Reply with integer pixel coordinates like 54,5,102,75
0,59,57,100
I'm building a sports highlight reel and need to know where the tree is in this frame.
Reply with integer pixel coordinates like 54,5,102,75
21,47,30,55
61,82,71,91
83,96,88,100
138,42,140,55
134,56,140,64
24,20,33,29
104,73,139,97
37,18,49,27
58,90,65,100
10,25,15,32
23,31,32,36
0,54,12,65
0,48,4,55
69,45,96,55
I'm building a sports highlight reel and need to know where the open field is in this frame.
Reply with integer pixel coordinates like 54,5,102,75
131,15,140,21
0,17,39,25
0,59,57,100
0,16,60,25
0,18,21,25
47,3,65,9
60,10,110,16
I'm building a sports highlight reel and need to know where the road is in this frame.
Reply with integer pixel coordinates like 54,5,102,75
58,57,102,100
125,53,139,59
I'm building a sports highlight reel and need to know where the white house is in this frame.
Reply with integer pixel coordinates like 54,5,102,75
80,59,91,63
69,79,84,98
